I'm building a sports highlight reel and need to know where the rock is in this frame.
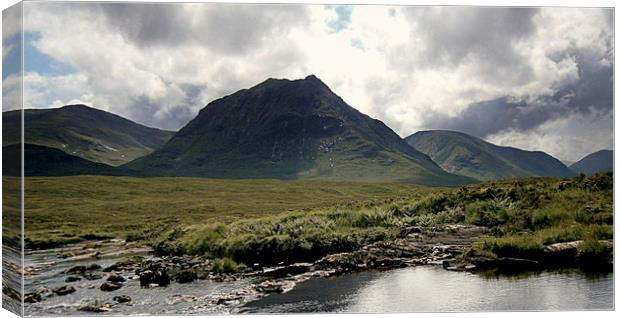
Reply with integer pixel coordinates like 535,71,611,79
263,264,312,278
138,269,170,287
85,263,102,271
175,270,197,284
100,282,123,292
65,276,82,283
217,296,242,306
106,273,126,283
83,273,103,281
53,285,76,296
103,257,142,272
255,280,294,293
24,293,42,303
113,295,132,303
66,265,86,274
78,298,113,313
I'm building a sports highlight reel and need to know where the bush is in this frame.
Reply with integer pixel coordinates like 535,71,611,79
577,238,612,271
210,257,246,274
476,235,542,259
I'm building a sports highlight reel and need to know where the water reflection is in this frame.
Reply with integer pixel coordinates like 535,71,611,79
242,266,613,313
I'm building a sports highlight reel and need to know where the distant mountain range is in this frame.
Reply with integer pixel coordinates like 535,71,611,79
406,130,576,181
3,76,602,185
2,105,174,166
125,75,473,186
569,150,613,175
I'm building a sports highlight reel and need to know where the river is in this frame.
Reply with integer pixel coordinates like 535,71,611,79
241,266,613,313
18,241,613,315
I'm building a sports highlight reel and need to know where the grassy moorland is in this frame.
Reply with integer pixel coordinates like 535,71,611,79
16,173,613,270
18,176,434,248
153,173,613,267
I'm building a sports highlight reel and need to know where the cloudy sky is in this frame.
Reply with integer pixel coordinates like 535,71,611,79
2,2,613,162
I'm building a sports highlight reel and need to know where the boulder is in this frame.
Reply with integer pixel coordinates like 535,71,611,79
78,298,112,313
83,273,103,281
85,263,102,271
53,285,76,296
113,295,132,303
65,265,86,274
138,269,170,287
65,276,82,283
106,273,126,283
175,270,197,284
24,293,42,303
100,282,123,292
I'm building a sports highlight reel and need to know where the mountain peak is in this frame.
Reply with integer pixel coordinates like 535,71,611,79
126,76,472,185
304,74,320,82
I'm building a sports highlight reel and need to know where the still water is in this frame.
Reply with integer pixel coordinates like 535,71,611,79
242,266,613,313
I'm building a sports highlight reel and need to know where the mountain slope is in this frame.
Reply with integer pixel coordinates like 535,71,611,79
126,76,474,186
3,144,130,176
570,150,613,175
406,130,576,181
2,105,174,166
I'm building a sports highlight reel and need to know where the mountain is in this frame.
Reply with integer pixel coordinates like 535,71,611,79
405,130,576,181
3,144,130,176
570,150,613,175
126,75,474,186
2,105,174,166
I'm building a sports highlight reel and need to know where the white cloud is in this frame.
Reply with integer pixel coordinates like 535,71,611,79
13,3,613,160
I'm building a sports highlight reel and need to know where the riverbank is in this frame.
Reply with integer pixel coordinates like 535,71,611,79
12,172,614,314
21,220,612,315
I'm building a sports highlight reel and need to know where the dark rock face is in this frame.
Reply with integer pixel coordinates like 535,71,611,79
100,282,123,292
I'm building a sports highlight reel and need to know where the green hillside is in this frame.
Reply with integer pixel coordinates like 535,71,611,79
2,105,174,166
570,150,613,175
406,130,576,181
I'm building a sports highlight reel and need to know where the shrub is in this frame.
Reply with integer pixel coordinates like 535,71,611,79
476,235,542,259
210,257,246,274
577,238,612,271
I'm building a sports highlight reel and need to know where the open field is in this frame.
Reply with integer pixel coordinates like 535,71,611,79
14,172,613,270
153,173,613,266
17,176,437,248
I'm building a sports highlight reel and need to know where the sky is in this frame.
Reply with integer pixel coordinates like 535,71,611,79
1,2,614,162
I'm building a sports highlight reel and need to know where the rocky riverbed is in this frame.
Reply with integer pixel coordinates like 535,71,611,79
17,224,612,315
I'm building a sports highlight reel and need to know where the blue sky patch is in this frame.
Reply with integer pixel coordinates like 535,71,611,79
24,32,76,76
326,5,353,33
2,34,22,80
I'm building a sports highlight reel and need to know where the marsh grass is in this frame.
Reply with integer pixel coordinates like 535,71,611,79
19,176,432,249
16,173,613,268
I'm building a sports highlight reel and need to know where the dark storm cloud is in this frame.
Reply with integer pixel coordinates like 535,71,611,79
90,3,310,55
402,7,539,69
421,50,613,138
